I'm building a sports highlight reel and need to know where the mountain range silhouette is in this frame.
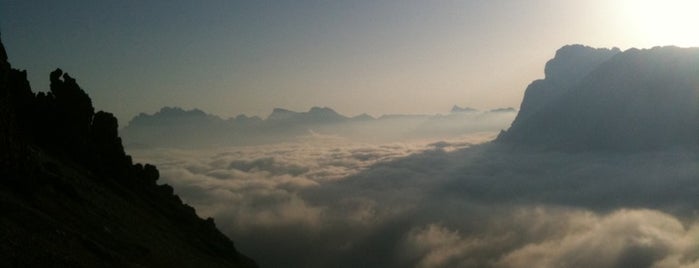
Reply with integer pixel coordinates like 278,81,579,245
122,105,516,148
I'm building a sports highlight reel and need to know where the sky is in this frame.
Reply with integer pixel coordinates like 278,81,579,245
2,0,699,124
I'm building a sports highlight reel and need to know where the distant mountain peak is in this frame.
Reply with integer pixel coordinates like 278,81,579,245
451,105,478,113
352,113,375,121
157,106,207,117
309,106,337,113
234,114,260,120
272,107,294,113
126,106,222,128
489,107,516,113
267,108,299,121
266,106,348,123
308,106,344,118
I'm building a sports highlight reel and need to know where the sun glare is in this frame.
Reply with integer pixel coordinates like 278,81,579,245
619,0,699,47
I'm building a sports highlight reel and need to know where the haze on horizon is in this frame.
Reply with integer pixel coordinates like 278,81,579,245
2,0,698,124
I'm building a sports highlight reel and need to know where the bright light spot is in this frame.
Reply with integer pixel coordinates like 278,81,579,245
619,0,699,47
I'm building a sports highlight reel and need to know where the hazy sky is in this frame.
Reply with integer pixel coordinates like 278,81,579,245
1,0,698,124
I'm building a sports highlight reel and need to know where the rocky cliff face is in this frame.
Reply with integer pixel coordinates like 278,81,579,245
512,45,620,124
498,45,699,151
0,37,256,267
0,35,14,169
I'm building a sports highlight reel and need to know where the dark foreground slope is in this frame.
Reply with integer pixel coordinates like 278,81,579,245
0,38,256,267
498,45,699,151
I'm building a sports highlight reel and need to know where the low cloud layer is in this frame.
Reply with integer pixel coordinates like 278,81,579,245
129,133,699,267
403,208,699,268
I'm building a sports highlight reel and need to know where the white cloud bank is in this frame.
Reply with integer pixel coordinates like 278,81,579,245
402,208,699,268
128,133,699,267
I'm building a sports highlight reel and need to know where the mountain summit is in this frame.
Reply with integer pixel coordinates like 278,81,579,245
498,45,699,151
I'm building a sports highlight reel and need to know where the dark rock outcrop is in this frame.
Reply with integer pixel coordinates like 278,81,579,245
0,36,256,267
498,45,699,151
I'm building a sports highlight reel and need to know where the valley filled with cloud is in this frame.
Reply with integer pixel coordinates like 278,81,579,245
129,133,699,267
